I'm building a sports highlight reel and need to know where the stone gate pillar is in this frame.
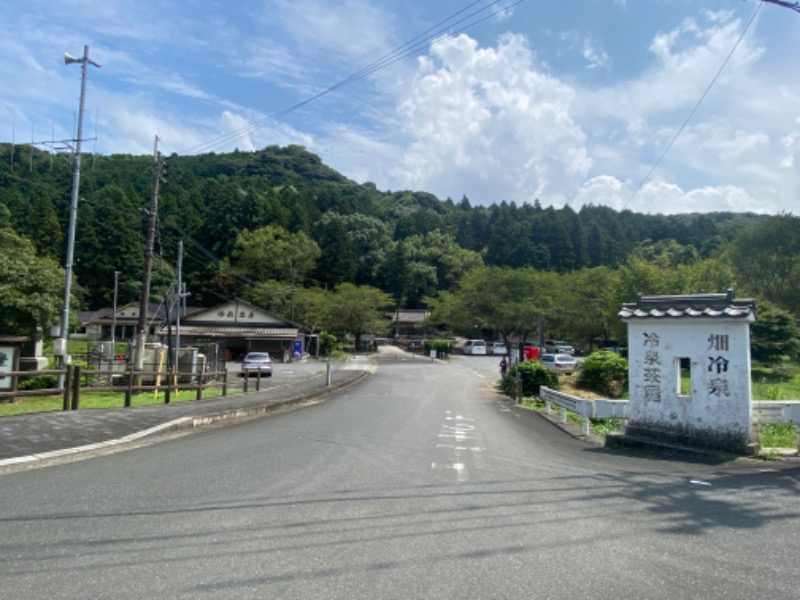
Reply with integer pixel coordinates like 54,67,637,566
619,290,756,453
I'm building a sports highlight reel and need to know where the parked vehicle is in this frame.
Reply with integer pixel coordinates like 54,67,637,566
540,353,577,375
490,342,508,355
544,340,575,355
462,339,487,355
241,352,273,377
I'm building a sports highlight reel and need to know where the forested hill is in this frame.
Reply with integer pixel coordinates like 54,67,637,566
0,142,767,310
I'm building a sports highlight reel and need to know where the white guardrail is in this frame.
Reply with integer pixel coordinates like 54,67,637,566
752,401,800,448
539,386,629,437
540,387,800,447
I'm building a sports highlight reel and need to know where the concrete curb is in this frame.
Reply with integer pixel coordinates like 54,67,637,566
0,369,371,468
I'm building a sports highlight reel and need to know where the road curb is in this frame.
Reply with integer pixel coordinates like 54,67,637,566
0,369,371,468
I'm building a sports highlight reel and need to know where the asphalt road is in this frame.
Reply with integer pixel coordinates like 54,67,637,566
1,352,799,599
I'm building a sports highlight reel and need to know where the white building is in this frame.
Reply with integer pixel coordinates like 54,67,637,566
619,290,756,453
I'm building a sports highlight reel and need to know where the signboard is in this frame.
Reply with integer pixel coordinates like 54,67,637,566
0,346,15,390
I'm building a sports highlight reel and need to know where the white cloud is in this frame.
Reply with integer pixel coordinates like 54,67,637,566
392,33,591,203
582,38,610,70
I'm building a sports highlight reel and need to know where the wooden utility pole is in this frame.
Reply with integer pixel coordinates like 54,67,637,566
134,136,165,372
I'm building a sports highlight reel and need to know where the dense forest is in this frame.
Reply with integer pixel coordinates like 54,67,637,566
1,142,798,353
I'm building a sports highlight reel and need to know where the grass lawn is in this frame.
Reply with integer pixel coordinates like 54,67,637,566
0,386,231,416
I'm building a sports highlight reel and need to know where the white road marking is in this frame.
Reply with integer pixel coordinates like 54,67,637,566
434,411,483,482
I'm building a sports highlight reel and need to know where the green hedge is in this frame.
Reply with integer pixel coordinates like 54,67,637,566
424,339,453,355
501,360,559,396
577,350,628,397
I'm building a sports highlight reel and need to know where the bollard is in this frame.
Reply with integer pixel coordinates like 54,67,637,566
326,361,332,387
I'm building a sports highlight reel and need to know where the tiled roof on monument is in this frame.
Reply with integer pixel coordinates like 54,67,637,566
619,289,756,320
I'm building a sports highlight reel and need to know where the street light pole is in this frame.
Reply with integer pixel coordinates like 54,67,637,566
55,45,100,387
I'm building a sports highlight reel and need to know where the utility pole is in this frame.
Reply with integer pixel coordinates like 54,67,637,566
111,270,119,357
174,240,184,370
55,46,100,387
134,136,165,372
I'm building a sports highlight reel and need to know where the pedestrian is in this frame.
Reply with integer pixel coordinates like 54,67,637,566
499,356,508,377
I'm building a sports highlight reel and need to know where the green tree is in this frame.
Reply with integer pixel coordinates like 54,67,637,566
727,213,800,314
75,184,147,307
434,266,555,344
377,230,482,308
750,301,800,363
556,267,619,351
315,283,393,351
0,228,64,338
230,224,321,284
312,217,356,287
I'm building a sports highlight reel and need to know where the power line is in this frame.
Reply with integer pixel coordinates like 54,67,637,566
622,2,763,209
179,0,527,156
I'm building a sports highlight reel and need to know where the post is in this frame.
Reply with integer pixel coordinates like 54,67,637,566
109,270,119,384
174,240,183,370
71,364,81,410
134,136,163,373
56,46,99,387
326,361,332,387
62,364,72,411
125,365,133,407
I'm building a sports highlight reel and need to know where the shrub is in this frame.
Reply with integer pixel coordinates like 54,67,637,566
319,332,337,356
577,350,628,397
17,373,58,391
424,339,453,356
501,360,558,396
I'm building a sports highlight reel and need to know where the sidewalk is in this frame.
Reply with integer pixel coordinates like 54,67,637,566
0,359,373,467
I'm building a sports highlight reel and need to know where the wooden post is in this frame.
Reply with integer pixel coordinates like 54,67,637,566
125,365,134,407
222,369,228,396
62,365,72,411
71,364,81,410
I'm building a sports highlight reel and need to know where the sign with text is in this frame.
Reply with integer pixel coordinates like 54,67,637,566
0,346,15,390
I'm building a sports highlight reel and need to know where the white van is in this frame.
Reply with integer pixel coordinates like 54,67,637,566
462,339,487,355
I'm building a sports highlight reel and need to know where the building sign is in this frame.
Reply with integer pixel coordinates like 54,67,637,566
216,309,256,320
0,346,15,390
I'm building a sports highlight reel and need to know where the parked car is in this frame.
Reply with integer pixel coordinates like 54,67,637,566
544,340,575,355
462,339,487,355
241,352,273,377
540,353,577,375
490,342,508,355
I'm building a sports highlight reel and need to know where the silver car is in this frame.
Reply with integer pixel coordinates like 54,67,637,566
490,342,508,355
241,352,273,377
540,353,577,375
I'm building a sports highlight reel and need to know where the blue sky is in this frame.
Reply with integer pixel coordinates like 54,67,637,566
2,0,799,214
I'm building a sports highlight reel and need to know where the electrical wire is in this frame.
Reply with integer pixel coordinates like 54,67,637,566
622,1,763,209
179,0,527,156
